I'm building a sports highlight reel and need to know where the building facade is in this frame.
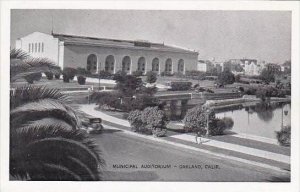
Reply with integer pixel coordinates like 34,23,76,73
15,32,198,75
241,59,262,76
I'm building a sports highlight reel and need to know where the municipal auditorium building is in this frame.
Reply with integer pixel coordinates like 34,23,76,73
15,32,198,75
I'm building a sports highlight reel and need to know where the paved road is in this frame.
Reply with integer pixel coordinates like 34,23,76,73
92,127,289,182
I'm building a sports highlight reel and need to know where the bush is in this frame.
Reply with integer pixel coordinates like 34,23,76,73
55,73,61,79
218,70,235,85
44,72,54,80
183,105,215,134
276,126,291,146
132,70,143,77
91,91,121,110
62,75,69,83
127,110,146,133
170,81,192,91
146,71,157,84
160,71,173,76
77,67,91,76
209,117,234,136
62,67,77,80
24,72,42,84
77,75,86,85
128,107,168,137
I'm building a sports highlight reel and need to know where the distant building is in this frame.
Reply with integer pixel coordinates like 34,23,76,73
241,59,262,76
197,60,213,72
15,32,199,75
266,63,281,73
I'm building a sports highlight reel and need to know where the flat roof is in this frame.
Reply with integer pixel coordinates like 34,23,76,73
52,33,198,54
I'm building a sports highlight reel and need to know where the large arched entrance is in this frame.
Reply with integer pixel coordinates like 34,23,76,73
178,59,185,74
152,58,159,72
105,55,115,74
122,56,131,74
137,57,146,73
87,54,97,73
165,58,172,73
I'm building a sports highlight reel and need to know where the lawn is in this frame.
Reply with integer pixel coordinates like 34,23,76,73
11,77,115,90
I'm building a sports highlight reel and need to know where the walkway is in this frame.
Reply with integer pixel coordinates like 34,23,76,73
79,104,290,173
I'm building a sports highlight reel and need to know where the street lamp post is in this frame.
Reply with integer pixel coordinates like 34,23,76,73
98,63,101,91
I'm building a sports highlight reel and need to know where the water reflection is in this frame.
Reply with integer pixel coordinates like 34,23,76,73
164,100,291,139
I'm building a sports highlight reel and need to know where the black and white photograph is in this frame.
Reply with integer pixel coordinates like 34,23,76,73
1,1,300,192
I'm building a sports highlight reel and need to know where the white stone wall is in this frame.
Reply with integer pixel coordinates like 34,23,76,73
15,32,60,64
63,44,198,74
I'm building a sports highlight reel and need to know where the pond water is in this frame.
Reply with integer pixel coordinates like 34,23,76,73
215,103,291,140
166,102,291,140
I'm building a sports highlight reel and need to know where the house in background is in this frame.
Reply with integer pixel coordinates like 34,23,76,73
15,32,199,75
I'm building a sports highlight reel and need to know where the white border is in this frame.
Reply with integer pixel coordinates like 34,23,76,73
1,1,299,192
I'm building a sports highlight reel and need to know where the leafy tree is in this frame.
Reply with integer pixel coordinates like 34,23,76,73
146,71,157,84
115,75,143,97
217,70,235,85
260,68,275,83
132,70,143,77
183,105,215,135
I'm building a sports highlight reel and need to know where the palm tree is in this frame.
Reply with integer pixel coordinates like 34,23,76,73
10,48,61,82
10,49,105,180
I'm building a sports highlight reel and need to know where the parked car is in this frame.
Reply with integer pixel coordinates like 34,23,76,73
81,117,104,134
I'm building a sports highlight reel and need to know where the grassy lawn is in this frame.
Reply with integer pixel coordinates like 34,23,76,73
11,77,115,90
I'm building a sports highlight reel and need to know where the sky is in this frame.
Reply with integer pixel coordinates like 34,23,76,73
11,9,291,63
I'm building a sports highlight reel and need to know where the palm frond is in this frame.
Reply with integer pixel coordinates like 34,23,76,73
10,125,104,180
10,86,70,109
11,98,80,130
10,57,61,82
17,118,74,132
10,49,30,60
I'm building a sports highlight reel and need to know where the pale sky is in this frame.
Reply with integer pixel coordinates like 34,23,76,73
11,9,291,63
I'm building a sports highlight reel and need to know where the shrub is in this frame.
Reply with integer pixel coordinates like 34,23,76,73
141,107,168,137
218,70,235,85
91,91,121,110
170,81,192,91
132,70,143,77
44,72,53,80
127,107,168,136
276,126,291,146
127,110,146,133
77,67,91,76
160,71,173,76
63,75,70,83
77,75,86,85
55,73,61,79
183,105,215,134
62,67,77,80
146,71,157,84
24,72,42,84
209,117,234,136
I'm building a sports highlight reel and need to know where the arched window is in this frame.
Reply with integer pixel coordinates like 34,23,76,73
178,59,185,74
35,43,37,52
38,43,41,52
87,54,97,73
165,58,172,73
105,55,115,74
152,58,159,72
137,57,146,73
122,56,131,74
28,44,31,53
41,43,44,52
